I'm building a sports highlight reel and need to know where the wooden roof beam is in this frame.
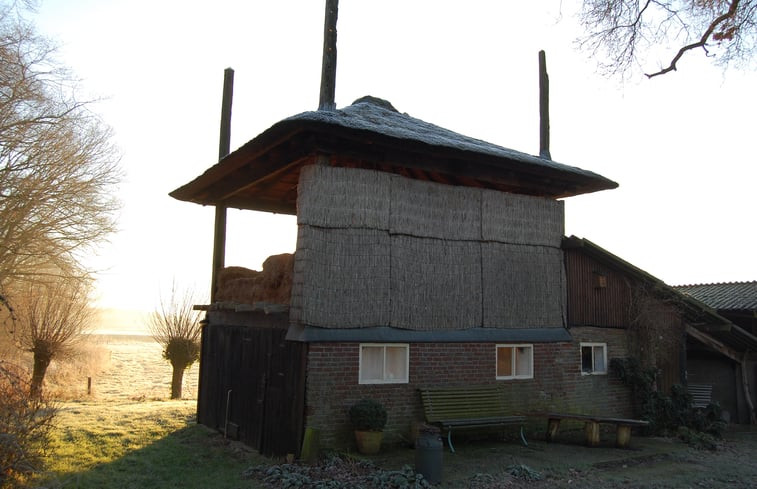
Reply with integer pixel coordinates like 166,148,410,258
686,324,742,362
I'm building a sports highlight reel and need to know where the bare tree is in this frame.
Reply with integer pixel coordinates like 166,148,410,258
579,0,757,77
148,286,202,399
0,2,120,302
9,275,93,398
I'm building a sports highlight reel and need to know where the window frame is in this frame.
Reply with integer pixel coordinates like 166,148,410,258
580,342,608,375
358,343,409,384
495,343,534,380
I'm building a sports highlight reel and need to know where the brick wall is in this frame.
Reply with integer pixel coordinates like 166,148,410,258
305,327,632,449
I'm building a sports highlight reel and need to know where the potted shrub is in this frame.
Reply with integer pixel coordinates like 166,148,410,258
349,399,387,454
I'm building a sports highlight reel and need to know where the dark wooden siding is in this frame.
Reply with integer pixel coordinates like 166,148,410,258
565,249,633,327
197,314,306,457
564,248,685,392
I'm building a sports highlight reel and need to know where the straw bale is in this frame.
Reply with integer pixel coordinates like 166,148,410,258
297,165,390,229
390,235,482,330
481,189,564,247
292,226,390,328
389,175,481,240
214,253,294,305
481,243,565,328
216,266,260,291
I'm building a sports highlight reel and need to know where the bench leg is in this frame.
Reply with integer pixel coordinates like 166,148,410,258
546,419,560,442
519,425,528,447
584,421,600,447
616,425,632,448
447,428,455,453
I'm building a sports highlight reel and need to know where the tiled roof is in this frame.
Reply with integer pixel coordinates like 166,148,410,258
674,282,757,311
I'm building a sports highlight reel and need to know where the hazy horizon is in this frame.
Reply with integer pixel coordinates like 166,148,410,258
92,308,151,336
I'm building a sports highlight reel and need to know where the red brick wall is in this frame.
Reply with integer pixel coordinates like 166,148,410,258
305,327,632,449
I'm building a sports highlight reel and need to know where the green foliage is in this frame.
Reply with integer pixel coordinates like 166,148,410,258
505,464,542,481
349,399,387,432
610,357,726,446
676,426,719,451
245,455,431,489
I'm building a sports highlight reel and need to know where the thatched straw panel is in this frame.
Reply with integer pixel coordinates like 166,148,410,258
297,165,390,229
291,225,390,328
481,189,564,247
482,243,565,328
390,235,482,330
389,176,481,240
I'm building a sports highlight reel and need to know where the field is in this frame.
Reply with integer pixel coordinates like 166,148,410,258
24,335,757,488
70,334,199,400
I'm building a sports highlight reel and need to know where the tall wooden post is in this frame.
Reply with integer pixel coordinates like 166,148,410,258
319,0,339,111
211,68,234,303
538,50,551,160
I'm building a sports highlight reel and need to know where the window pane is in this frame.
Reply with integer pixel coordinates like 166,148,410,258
497,347,513,377
593,346,606,373
515,346,532,377
360,346,384,382
581,346,593,373
385,346,407,381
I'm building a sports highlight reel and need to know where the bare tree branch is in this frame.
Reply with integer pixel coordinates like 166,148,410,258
579,0,757,78
0,3,121,303
647,0,742,76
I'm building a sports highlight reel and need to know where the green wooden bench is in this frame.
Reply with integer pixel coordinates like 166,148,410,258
419,385,527,453
543,412,649,448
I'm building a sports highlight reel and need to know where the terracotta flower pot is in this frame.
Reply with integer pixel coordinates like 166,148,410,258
354,430,383,454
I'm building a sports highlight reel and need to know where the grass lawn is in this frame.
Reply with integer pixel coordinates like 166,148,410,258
33,400,757,489
36,400,266,489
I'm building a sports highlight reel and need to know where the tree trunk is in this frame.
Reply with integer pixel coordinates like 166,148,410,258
170,364,185,399
30,352,51,398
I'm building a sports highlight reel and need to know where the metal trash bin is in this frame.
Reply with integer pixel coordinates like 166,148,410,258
415,425,443,484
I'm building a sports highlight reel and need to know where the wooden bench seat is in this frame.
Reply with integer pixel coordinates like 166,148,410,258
419,385,526,452
543,412,649,448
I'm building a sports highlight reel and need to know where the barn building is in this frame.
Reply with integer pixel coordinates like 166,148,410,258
170,94,753,456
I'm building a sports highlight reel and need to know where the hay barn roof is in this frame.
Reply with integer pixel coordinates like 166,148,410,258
170,96,618,214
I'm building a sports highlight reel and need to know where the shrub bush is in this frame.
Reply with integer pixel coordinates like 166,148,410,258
0,361,57,488
349,399,387,431
610,357,726,444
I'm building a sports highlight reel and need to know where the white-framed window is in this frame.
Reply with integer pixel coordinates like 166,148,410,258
359,343,409,384
580,342,607,375
496,344,533,380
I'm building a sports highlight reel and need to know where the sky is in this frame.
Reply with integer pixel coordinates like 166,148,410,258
29,0,757,318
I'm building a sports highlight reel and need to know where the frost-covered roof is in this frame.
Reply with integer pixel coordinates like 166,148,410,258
674,282,757,311
171,96,617,213
284,96,610,182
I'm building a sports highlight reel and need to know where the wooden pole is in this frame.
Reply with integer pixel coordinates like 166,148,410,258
538,50,551,160
741,351,756,424
211,68,234,303
318,0,339,111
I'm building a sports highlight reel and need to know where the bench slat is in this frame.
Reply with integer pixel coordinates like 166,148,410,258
544,412,648,426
